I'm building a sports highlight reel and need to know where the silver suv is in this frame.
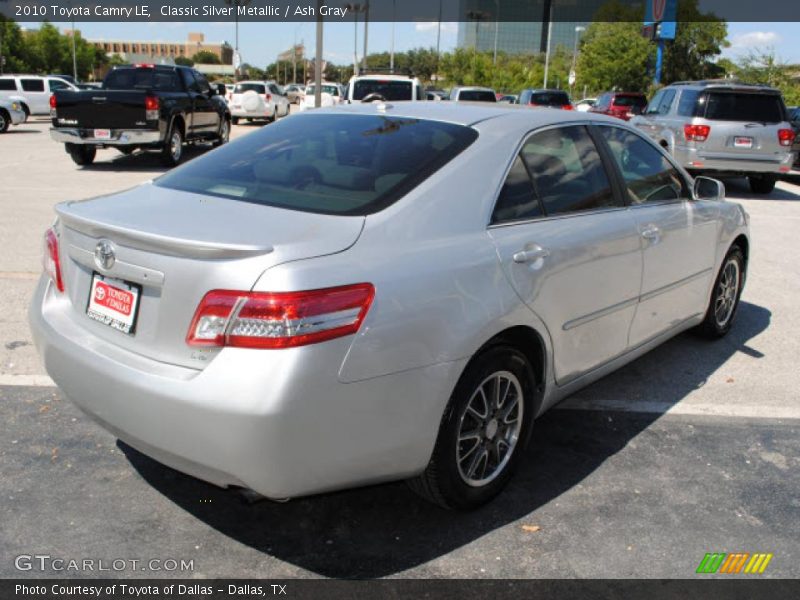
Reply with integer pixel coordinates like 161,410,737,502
631,81,794,194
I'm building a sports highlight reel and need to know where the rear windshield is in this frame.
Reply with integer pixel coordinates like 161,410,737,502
458,90,497,102
698,91,785,123
234,83,266,94
352,80,413,101
530,92,570,106
103,68,180,91
306,84,339,96
613,95,647,108
155,113,478,216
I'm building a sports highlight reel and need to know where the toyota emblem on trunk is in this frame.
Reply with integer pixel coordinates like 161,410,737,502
94,240,116,271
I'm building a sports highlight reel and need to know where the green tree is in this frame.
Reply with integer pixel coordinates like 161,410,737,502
175,56,194,67
576,22,654,92
191,50,221,65
661,0,729,83
1,16,31,73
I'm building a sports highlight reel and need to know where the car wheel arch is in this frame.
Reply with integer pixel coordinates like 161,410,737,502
463,325,548,418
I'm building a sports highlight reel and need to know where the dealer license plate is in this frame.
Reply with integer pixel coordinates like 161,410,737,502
86,273,141,334
94,129,111,140
734,136,753,148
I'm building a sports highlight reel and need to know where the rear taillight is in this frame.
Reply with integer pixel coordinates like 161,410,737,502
778,128,795,147
49,94,57,117
684,124,711,142
561,104,573,110
144,95,159,120
186,283,375,349
43,228,64,293
264,93,272,102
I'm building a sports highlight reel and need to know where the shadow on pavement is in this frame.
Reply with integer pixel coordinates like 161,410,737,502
77,145,213,173
121,301,771,578
5,128,42,134
723,177,800,202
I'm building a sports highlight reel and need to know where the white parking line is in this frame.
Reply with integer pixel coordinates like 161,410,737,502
0,374,55,387
556,397,800,419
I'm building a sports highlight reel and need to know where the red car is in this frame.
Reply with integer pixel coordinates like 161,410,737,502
590,92,647,121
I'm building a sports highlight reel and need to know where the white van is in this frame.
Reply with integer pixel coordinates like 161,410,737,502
0,75,79,117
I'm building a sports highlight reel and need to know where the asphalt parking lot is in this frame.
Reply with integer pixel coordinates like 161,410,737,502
1,116,799,578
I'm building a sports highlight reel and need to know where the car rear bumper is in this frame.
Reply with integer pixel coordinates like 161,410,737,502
50,128,162,146
230,106,275,118
29,276,460,499
674,144,793,175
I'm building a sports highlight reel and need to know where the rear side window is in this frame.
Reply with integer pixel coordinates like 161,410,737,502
520,126,619,216
599,126,688,204
0,79,17,91
492,156,542,224
700,92,785,123
529,92,570,106
458,90,497,102
676,90,702,116
235,83,266,94
155,113,478,216
21,79,45,92
352,80,413,101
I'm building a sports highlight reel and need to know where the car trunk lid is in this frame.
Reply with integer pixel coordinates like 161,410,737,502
54,182,364,368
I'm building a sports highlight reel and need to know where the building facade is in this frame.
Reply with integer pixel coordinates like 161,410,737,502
89,32,233,65
456,0,600,55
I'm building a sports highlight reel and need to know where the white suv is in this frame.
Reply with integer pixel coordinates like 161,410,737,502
229,80,291,124
0,75,78,117
345,74,424,103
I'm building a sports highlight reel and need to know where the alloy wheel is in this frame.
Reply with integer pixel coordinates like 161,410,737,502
714,258,740,327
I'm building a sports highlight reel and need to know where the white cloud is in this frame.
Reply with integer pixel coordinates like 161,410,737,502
414,22,457,34
730,31,782,49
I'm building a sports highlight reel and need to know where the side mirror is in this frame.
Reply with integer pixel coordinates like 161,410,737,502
694,176,725,201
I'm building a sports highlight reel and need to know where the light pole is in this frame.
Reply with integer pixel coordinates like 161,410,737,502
361,2,369,72
226,0,251,82
345,4,364,76
569,26,585,97
390,0,395,73
435,0,442,84
542,2,553,88
71,17,78,81
314,0,323,107
492,0,500,66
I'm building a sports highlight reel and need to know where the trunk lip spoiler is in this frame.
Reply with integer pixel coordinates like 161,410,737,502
55,203,275,260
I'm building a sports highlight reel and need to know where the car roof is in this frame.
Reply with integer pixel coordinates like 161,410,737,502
310,101,627,129
350,74,417,82
454,87,495,92
667,80,781,93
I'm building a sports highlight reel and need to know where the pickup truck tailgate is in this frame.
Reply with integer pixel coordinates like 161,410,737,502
54,90,149,129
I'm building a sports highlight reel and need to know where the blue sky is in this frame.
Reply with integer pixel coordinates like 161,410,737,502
19,20,800,68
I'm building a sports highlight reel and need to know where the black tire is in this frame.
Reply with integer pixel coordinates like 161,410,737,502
407,346,536,510
66,144,96,166
212,117,230,147
0,109,9,133
748,174,776,194
231,116,239,125
160,123,184,167
695,246,745,339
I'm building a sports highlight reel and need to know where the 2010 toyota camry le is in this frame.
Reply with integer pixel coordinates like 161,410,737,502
29,103,750,509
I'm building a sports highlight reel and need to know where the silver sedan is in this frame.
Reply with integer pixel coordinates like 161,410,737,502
29,103,749,509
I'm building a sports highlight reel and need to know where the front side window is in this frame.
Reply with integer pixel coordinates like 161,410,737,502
599,126,687,204
21,78,45,92
48,79,70,91
155,113,478,216
520,126,618,216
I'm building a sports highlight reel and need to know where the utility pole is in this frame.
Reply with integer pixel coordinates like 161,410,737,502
543,2,553,88
435,0,442,84
390,0,395,73
493,0,499,65
71,17,78,80
362,2,369,72
314,0,323,107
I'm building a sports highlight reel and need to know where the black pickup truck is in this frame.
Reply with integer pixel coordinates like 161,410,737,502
50,65,231,167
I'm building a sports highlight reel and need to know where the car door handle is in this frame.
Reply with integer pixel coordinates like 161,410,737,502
513,247,550,263
641,225,661,240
